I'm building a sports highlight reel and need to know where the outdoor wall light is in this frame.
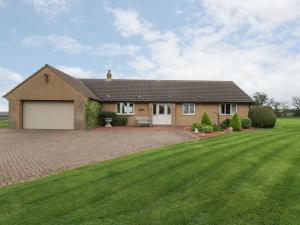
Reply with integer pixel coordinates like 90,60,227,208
44,73,49,83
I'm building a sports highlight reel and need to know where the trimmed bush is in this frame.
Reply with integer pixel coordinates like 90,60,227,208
201,112,212,126
248,106,277,128
84,100,101,129
192,123,214,133
112,116,128,126
230,113,242,131
220,118,231,129
99,111,128,126
201,125,214,133
213,124,223,132
241,118,252,129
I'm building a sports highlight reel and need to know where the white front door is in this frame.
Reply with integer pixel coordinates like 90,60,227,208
152,103,172,125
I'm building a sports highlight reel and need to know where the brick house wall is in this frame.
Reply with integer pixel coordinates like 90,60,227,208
102,102,250,126
5,67,87,129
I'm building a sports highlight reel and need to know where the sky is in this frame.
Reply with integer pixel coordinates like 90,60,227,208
1,0,300,111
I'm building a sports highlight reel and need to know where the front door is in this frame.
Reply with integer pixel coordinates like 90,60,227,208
152,103,172,125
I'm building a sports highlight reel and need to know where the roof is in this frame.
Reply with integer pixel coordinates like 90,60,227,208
46,65,99,100
80,79,253,103
3,64,99,100
3,65,253,103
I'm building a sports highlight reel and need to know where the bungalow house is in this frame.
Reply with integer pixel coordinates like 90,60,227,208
3,64,253,130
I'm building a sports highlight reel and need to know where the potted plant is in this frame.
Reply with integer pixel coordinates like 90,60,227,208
105,118,113,127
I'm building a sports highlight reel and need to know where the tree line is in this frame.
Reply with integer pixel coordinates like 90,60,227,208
253,92,300,117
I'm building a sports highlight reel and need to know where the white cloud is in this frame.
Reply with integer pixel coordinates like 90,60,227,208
22,35,90,54
22,35,47,47
22,35,140,56
109,6,300,101
22,0,70,20
128,56,156,72
0,68,24,111
94,44,140,56
48,35,90,53
201,0,300,31
0,68,23,83
0,0,5,7
106,7,164,41
57,66,97,78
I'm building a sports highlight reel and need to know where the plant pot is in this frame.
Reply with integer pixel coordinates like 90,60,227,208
105,118,113,127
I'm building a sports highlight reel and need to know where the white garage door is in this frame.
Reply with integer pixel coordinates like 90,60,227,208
23,101,74,129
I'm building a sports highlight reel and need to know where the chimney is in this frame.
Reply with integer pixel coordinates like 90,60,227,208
106,70,112,80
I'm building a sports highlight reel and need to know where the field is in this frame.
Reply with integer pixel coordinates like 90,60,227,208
0,118,300,225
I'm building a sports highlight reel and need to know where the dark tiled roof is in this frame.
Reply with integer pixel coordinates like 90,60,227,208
47,65,100,101
80,79,253,103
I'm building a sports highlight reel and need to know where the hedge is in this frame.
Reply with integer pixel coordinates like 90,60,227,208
241,118,252,129
248,106,277,128
99,111,128,126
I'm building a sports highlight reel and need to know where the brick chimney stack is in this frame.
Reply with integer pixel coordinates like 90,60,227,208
106,70,112,80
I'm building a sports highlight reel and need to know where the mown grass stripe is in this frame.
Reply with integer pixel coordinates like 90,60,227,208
38,132,300,225
1,118,300,225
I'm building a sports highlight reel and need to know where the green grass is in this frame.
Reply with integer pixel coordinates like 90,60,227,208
1,118,300,225
0,119,8,129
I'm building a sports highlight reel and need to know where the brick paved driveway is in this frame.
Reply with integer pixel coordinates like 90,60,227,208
0,127,192,186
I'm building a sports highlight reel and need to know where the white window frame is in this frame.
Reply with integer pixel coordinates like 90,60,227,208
182,103,195,115
116,102,135,115
219,103,237,115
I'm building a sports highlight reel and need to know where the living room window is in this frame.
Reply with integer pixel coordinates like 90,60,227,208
219,103,237,115
183,103,195,115
116,102,134,115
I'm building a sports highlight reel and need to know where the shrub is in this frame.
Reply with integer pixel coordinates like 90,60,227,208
201,125,214,133
248,106,277,128
99,111,116,126
230,113,242,131
112,116,128,126
213,124,223,131
201,112,212,126
241,118,252,129
192,123,199,131
220,118,231,129
99,111,128,126
192,123,214,133
84,100,101,129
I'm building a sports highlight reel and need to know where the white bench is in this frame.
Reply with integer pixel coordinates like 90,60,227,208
136,116,151,127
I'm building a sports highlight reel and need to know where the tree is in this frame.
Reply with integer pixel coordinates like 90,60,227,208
253,92,269,106
267,98,281,116
201,112,212,126
292,97,300,116
230,113,242,131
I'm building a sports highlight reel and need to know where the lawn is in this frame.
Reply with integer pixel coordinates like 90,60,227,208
0,118,300,225
0,119,8,129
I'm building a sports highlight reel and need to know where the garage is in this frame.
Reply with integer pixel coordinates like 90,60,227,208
23,101,74,129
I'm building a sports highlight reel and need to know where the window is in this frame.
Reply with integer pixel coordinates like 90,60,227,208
219,103,237,115
182,103,195,115
116,102,134,114
153,104,171,115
